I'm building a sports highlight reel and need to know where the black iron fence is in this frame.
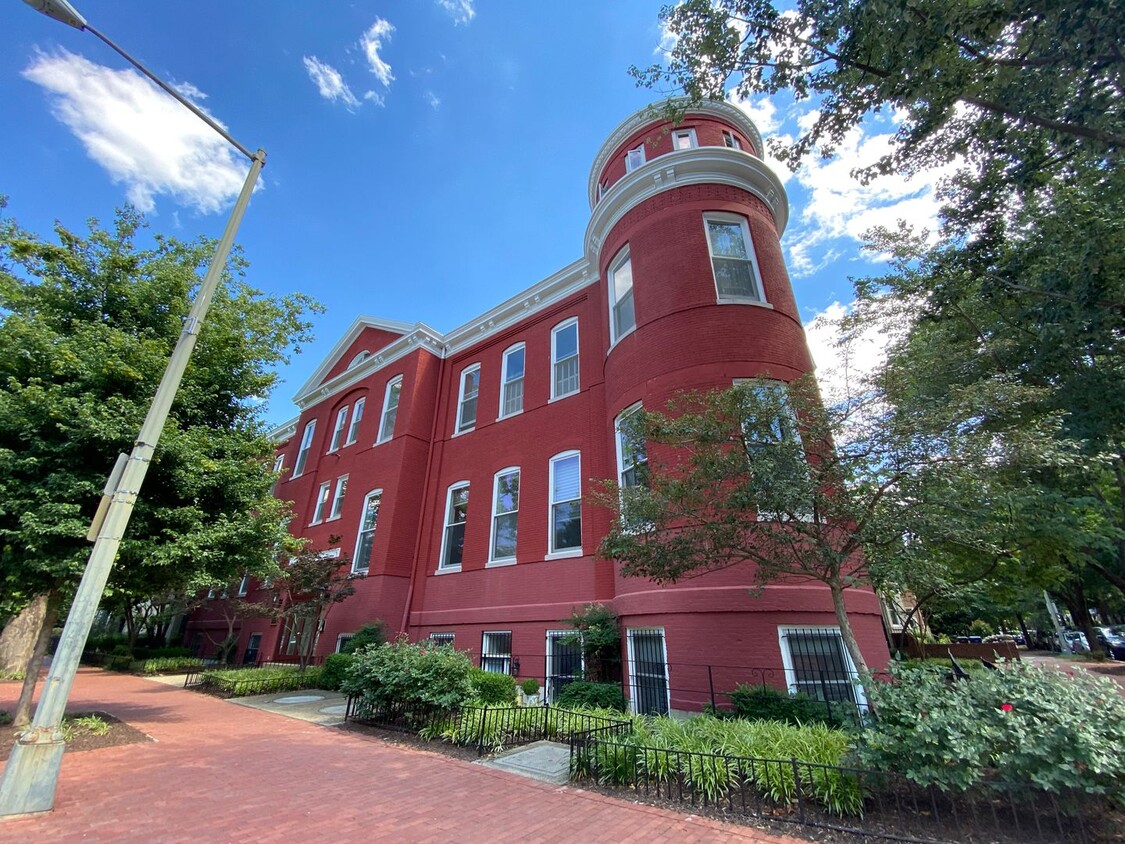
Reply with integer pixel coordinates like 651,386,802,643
569,733,1096,844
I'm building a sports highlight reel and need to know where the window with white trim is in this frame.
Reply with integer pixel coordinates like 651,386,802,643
328,406,348,452
722,130,742,150
672,128,697,150
377,376,402,444
328,475,347,520
625,145,646,172
489,468,520,563
345,397,365,445
549,451,582,554
615,405,649,531
336,634,354,653
439,482,469,570
609,247,635,342
551,319,579,400
429,632,455,646
499,345,525,418
778,627,861,704
738,380,799,446
352,489,381,573
347,351,369,370
312,482,331,523
456,365,480,434
481,631,512,674
236,572,249,597
704,213,765,302
293,420,316,477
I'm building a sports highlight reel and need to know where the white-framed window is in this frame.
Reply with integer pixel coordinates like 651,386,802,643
429,632,455,646
737,379,799,446
311,481,331,523
545,630,584,703
352,489,382,574
335,633,353,653
615,404,649,531
273,454,285,475
626,627,670,715
328,475,348,520
293,420,316,477
328,406,349,452
456,365,480,434
376,376,402,444
499,344,525,418
439,482,470,570
236,572,249,597
722,130,742,150
549,451,582,554
489,467,520,564
481,631,512,674
704,213,765,303
347,351,369,370
345,397,365,445
672,128,697,150
778,626,863,706
625,145,646,172
551,319,579,400
609,246,636,343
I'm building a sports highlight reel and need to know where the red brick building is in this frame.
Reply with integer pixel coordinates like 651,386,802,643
186,100,890,714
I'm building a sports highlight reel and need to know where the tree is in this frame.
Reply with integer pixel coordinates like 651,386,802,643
559,603,620,683
244,540,363,670
636,0,1122,212
0,203,317,723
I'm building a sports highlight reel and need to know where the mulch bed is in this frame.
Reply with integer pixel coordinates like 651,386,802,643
1,712,152,760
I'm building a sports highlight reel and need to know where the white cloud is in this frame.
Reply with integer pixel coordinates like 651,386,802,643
302,56,361,110
22,49,250,215
436,0,475,25
803,301,890,406
360,19,395,88
424,91,442,110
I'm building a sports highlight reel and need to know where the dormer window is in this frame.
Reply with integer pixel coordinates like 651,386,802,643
347,351,370,370
625,145,646,172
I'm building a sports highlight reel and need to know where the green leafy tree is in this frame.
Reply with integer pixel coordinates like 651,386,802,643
559,603,620,682
245,539,362,670
0,203,317,723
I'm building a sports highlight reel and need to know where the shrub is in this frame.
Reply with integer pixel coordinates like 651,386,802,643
726,684,848,727
341,636,474,711
140,656,204,674
470,669,517,704
134,645,192,660
200,666,323,697
555,681,626,712
321,653,354,691
520,677,541,696
341,621,387,654
855,662,1125,797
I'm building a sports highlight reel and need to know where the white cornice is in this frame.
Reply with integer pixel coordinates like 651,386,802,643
268,417,298,443
441,258,593,357
587,99,767,209
293,316,417,401
585,147,789,265
292,324,444,410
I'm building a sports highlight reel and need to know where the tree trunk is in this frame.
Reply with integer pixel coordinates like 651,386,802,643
829,582,872,709
0,595,50,677
1015,613,1032,648
12,592,60,728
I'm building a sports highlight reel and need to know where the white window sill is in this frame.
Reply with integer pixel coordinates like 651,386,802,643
452,426,476,438
326,516,342,522
549,391,579,404
715,297,773,309
607,326,636,355
486,559,516,568
545,548,583,560
496,410,523,422
351,568,369,576
375,436,391,446
434,565,462,575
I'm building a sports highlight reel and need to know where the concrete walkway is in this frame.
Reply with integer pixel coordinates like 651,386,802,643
0,669,803,843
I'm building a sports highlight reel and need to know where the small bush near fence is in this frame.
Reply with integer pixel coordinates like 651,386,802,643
555,681,626,712
470,668,516,704
320,653,354,691
341,637,474,711
855,661,1125,799
200,666,324,697
139,656,204,674
725,684,850,728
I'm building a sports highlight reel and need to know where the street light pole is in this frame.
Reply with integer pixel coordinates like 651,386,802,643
0,0,266,817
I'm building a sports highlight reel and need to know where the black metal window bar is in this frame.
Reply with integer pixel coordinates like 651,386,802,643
429,632,455,646
545,630,583,703
779,627,860,704
627,628,670,715
480,630,512,674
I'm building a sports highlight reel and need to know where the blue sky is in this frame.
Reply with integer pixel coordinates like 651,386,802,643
2,1,946,425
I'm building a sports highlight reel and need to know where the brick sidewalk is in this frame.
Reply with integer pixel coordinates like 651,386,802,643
0,669,804,843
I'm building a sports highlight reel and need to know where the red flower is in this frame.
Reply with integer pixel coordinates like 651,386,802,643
1000,703,1013,712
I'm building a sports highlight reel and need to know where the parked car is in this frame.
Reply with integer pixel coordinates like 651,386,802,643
1095,625,1125,659
1059,629,1090,654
